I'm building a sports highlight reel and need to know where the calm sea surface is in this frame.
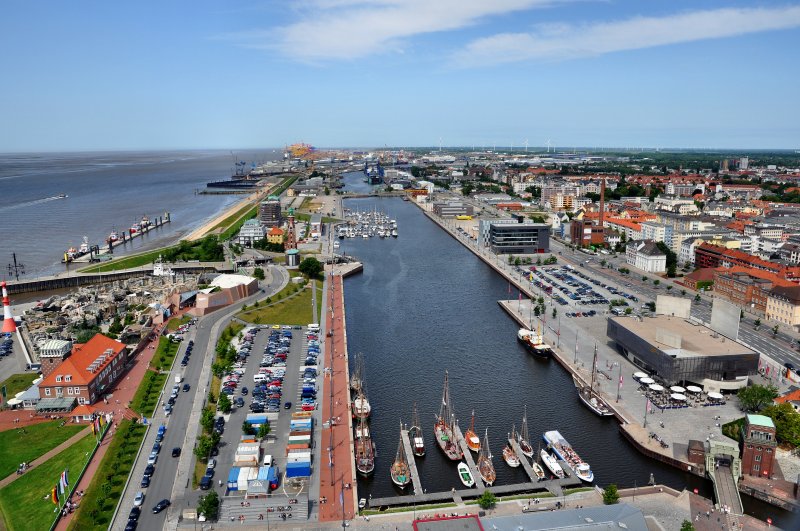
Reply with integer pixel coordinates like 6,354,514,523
0,150,280,277
339,173,792,525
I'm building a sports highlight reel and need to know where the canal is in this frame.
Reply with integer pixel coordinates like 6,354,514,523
338,172,792,525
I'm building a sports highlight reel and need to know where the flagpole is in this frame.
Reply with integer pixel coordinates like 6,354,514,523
644,398,649,428
617,364,622,402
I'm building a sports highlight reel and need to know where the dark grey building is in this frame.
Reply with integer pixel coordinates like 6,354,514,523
432,201,474,218
259,200,283,227
607,316,758,386
479,218,550,254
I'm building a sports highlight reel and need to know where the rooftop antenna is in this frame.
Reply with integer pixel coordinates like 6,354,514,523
545,139,552,153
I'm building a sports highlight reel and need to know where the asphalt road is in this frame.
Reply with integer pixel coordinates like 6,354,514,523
112,267,287,530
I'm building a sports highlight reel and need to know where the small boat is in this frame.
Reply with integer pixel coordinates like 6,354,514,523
56,193,68,199
390,423,411,489
140,215,151,228
457,462,475,488
517,406,534,458
540,449,564,478
78,236,90,255
65,246,78,260
130,223,141,235
517,328,553,358
107,230,119,243
543,430,593,483
532,461,546,481
409,403,425,457
333,241,340,248
391,229,398,237
464,410,481,453
350,352,364,393
477,429,496,486
352,390,371,420
433,371,463,461
503,431,521,468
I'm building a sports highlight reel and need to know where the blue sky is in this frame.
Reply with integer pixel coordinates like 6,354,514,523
1,1,799,151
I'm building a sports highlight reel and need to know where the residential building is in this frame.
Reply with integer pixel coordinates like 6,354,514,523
605,218,642,241
695,244,800,279
432,201,474,218
259,200,283,227
569,219,605,248
236,219,265,247
266,227,284,245
654,196,699,215
479,218,550,254
625,240,667,273
713,267,791,315
740,415,776,478
38,334,128,406
640,222,673,247
766,285,800,331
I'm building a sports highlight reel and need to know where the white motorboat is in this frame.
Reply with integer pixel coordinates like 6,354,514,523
539,449,564,478
457,462,475,488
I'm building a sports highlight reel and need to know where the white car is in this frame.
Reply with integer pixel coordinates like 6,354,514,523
147,452,158,465
207,458,217,469
134,491,145,507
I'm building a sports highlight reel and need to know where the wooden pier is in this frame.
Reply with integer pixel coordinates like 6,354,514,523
508,438,539,484
368,476,581,509
399,430,423,496
453,425,484,489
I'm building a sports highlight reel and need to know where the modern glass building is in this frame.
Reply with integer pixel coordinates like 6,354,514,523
479,218,550,254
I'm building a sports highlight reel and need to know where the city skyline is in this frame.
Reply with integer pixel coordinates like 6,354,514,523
1,1,799,152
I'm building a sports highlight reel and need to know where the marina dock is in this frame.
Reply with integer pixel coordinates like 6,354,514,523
400,430,424,495
453,425,485,489
508,438,538,483
65,213,171,264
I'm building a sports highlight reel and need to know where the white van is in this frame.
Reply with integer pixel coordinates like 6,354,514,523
308,323,320,333
263,454,273,467
253,373,267,383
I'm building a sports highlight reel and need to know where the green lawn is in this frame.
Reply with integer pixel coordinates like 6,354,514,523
78,248,166,273
0,433,96,531
0,373,38,399
0,421,86,480
237,283,323,326
149,337,180,371
68,420,146,531
166,315,192,331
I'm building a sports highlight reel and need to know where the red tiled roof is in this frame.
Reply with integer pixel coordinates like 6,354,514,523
605,218,642,231
268,227,284,236
775,388,800,405
39,334,126,387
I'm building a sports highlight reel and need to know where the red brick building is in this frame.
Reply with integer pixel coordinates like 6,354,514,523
741,414,777,478
695,243,800,280
570,219,605,247
38,334,128,406
713,266,794,315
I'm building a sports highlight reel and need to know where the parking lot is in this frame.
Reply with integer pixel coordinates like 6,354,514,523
207,324,321,521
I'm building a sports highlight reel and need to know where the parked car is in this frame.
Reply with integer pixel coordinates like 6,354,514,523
134,491,145,507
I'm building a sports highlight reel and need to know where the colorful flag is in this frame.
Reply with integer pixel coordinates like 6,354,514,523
619,375,624,386
51,486,59,505
61,469,69,493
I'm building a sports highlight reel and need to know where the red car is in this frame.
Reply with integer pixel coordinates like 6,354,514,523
301,403,315,411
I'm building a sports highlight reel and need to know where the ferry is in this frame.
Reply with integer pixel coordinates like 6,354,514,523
540,449,565,478
517,328,553,358
543,430,593,483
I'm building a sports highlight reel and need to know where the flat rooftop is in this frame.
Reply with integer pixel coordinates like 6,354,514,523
610,316,756,358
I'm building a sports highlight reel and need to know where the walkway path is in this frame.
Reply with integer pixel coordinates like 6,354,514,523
317,274,357,523
0,426,92,488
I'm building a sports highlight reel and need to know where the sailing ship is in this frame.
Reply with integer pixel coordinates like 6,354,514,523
350,352,364,393
390,423,411,489
543,430,593,482
476,429,496,486
503,429,521,468
464,410,481,453
517,328,553,358
354,415,375,476
540,449,565,479
352,388,371,420
457,462,475,488
433,371,463,461
574,345,614,417
516,406,534,458
408,403,425,457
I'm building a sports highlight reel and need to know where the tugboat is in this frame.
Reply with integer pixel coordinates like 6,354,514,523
408,403,425,457
517,406,534,458
390,423,411,489
464,410,481,454
354,415,375,476
433,371,463,461
477,429,496,486
517,328,553,358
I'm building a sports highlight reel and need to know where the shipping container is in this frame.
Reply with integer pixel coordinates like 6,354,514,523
287,452,312,463
285,462,311,478
289,430,312,437
285,443,309,454
257,466,271,481
237,467,252,491
227,467,240,490
292,411,313,419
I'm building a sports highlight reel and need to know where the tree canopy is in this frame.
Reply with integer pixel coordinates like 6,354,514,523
760,402,800,447
737,384,778,413
299,257,323,279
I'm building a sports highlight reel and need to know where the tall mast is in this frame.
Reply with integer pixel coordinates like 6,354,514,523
590,343,598,395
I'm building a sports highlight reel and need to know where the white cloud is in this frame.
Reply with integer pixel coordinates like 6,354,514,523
237,0,558,61
454,6,800,67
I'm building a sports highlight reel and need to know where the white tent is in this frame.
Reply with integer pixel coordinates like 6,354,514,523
670,393,687,401
670,386,686,393
686,385,703,394
639,377,655,385
649,384,665,392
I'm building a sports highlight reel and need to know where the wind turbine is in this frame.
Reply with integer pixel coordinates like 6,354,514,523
545,139,552,153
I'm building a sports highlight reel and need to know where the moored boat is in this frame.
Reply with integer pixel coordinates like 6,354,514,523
517,328,553,358
532,461,546,481
390,424,411,489
540,449,565,478
502,441,521,468
433,371,463,461
130,222,140,235
107,229,119,243
543,430,593,482
350,352,364,393
355,417,375,476
465,410,481,453
575,345,615,417
352,390,371,420
409,403,425,457
457,462,475,488
517,406,534,458
477,429,496,486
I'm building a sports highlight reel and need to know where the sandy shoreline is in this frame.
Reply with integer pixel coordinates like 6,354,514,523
183,189,264,241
